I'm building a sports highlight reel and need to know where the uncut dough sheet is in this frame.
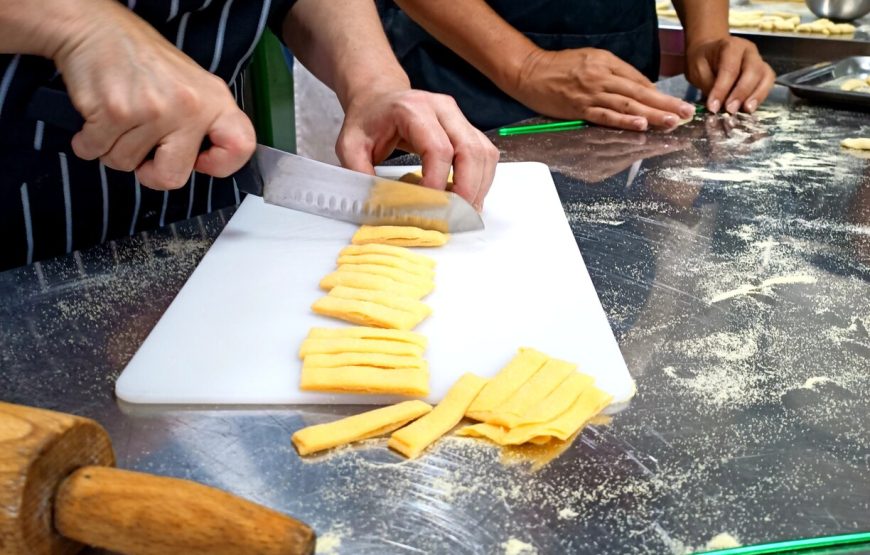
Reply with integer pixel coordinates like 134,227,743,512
115,163,634,406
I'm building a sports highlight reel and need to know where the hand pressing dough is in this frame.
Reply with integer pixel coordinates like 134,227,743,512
841,138,870,150
292,400,432,455
303,352,426,370
337,254,435,278
300,365,430,397
337,263,435,289
352,225,449,247
340,244,436,269
328,286,431,320
388,373,488,459
457,384,612,446
484,358,577,428
312,295,429,330
307,326,427,348
320,270,431,299
466,348,549,420
298,337,425,358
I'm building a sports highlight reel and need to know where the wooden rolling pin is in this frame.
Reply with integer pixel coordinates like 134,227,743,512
0,401,315,555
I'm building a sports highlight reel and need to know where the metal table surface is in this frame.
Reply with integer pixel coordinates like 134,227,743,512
2,77,869,554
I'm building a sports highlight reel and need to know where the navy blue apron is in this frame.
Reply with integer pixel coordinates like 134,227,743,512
377,0,660,131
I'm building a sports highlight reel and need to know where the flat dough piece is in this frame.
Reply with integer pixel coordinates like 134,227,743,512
298,337,425,358
292,400,432,455
328,286,431,320
457,384,612,446
337,254,435,278
337,263,435,289
319,270,431,299
397,169,454,190
303,352,427,370
300,366,430,397
339,244,436,269
388,373,488,459
518,372,595,427
466,347,549,420
307,326,427,348
841,138,870,150
352,225,449,247
369,180,451,207
485,358,577,428
840,79,868,92
312,295,429,330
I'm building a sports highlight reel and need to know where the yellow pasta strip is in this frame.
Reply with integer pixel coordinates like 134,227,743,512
300,366,430,397
466,348,549,420
291,400,432,455
339,244,436,269
485,358,577,428
518,372,594,427
352,225,449,247
369,180,450,207
328,286,432,320
298,337,425,358
502,386,612,445
303,352,427,370
388,373,488,459
312,296,428,330
336,254,435,278
306,326,427,348
319,270,431,299
455,422,508,444
337,263,434,288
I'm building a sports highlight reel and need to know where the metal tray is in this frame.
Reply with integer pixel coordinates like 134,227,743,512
776,56,870,109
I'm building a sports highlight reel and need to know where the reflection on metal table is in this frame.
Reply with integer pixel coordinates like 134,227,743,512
1,76,868,554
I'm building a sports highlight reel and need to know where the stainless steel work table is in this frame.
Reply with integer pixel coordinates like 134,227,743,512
2,77,868,554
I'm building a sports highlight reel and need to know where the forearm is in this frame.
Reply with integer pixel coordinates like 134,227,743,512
394,0,536,94
282,0,411,110
673,0,729,47
0,0,106,59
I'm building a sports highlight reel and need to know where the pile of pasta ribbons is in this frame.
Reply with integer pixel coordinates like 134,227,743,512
292,225,612,460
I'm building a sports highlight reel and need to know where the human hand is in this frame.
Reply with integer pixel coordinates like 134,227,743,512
336,88,499,211
507,47,696,131
52,0,255,190
685,36,775,115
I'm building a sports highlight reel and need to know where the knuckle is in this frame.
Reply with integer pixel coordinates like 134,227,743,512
175,84,202,113
102,153,138,173
103,99,132,123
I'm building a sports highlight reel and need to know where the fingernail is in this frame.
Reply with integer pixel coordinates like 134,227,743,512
709,99,721,113
634,117,648,131
473,202,483,212
726,99,740,114
679,102,695,119
746,99,758,113
663,115,677,127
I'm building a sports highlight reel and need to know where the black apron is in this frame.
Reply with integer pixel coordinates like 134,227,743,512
377,0,660,131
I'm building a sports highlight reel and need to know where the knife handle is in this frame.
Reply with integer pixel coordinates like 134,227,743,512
26,86,263,196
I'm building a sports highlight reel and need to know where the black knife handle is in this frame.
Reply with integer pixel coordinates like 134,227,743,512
26,86,263,197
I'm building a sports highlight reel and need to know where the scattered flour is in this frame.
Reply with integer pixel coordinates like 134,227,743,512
557,507,579,520
703,532,742,550
709,273,817,303
502,538,538,555
801,376,835,390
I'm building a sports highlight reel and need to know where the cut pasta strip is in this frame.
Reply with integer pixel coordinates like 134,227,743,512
339,244,436,268
388,373,488,459
306,326,427,348
336,254,435,278
312,296,429,330
466,348,549,421
303,352,427,370
456,384,611,446
292,400,432,455
328,286,431,320
485,358,577,428
352,225,449,247
337,263,435,288
517,372,595,427
372,179,451,205
319,270,431,299
298,337,426,359
300,366,430,397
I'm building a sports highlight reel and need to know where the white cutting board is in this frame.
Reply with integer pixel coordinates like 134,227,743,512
116,162,634,405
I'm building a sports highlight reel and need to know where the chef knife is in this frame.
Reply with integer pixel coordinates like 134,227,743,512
26,87,484,233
